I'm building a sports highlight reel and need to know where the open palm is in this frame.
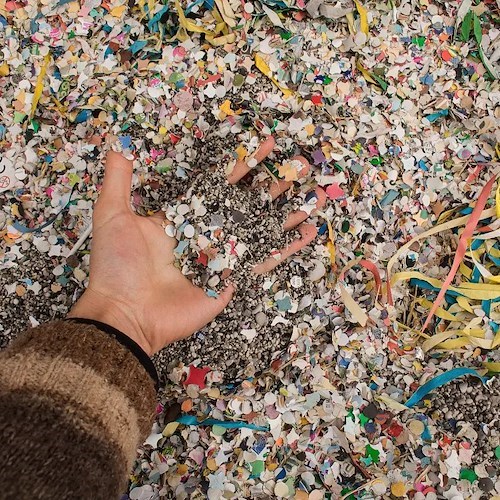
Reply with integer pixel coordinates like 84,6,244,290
69,139,324,355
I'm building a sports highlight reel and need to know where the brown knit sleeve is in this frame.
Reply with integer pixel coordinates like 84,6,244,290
0,320,157,500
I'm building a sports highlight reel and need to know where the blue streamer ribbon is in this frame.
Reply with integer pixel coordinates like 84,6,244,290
176,414,268,431
404,368,488,408
12,186,77,234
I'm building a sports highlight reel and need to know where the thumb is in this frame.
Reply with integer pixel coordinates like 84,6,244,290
97,151,134,212
184,283,235,334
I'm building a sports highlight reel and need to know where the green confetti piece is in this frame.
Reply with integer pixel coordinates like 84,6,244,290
212,425,226,436
13,111,26,123
250,460,265,476
412,36,425,47
67,173,80,187
365,444,380,463
459,468,477,482
359,413,370,426
495,446,500,459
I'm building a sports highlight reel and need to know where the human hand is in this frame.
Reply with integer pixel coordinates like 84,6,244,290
68,137,325,355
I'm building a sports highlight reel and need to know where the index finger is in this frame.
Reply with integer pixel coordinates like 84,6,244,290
227,136,276,184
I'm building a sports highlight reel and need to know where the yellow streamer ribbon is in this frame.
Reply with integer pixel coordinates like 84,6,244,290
391,271,500,300
30,54,51,119
353,0,369,35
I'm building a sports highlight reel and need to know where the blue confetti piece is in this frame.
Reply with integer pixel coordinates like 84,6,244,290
0,124,6,140
176,414,268,431
318,222,328,235
75,109,92,124
491,321,499,333
471,266,481,283
404,368,488,408
489,255,500,267
379,189,399,207
421,424,432,440
118,135,132,149
0,16,7,27
420,73,434,86
174,239,189,255
418,159,428,171
275,467,286,480
206,289,219,298
470,239,483,251
425,109,449,123
148,5,169,32
129,40,148,54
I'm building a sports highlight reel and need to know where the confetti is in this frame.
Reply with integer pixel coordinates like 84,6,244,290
1,0,500,498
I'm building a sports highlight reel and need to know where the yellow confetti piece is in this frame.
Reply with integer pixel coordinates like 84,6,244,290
0,62,9,76
214,0,237,28
110,4,127,17
254,54,293,98
305,123,316,136
353,0,369,35
219,99,235,116
391,482,407,498
345,11,355,35
456,296,475,314
355,59,377,84
235,145,247,161
278,162,299,181
174,0,213,37
30,53,51,120
422,328,485,352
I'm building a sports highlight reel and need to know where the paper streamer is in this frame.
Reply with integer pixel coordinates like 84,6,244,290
353,0,368,35
422,175,497,331
386,207,496,304
404,368,488,408
30,53,51,119
177,414,268,431
11,185,77,233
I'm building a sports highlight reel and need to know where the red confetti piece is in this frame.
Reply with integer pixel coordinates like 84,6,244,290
325,182,345,200
441,50,452,62
311,94,323,105
196,252,208,266
183,365,211,389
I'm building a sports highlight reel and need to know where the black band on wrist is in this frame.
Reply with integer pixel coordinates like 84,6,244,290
64,317,159,390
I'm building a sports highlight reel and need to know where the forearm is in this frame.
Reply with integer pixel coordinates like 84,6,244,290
0,319,157,500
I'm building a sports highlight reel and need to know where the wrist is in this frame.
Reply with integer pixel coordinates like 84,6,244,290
68,289,153,356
